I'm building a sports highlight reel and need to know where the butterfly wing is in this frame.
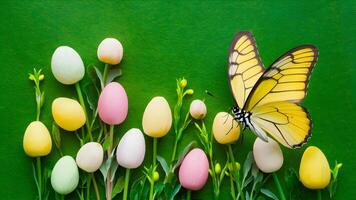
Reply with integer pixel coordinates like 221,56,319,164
244,45,318,111
228,32,265,108
250,101,311,148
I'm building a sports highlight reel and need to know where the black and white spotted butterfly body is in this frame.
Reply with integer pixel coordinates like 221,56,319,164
232,106,269,142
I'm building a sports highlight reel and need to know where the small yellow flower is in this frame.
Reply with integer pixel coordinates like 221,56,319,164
180,78,187,88
214,163,221,175
153,171,159,182
186,89,194,95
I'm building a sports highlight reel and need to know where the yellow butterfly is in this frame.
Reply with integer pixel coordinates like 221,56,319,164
228,32,318,148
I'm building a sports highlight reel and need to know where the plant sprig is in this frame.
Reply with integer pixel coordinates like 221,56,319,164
28,68,45,121
328,161,343,199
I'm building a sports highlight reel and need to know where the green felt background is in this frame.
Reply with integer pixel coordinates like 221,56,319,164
0,1,355,199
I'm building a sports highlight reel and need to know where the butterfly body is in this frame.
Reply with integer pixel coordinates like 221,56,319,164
227,31,317,148
232,107,251,129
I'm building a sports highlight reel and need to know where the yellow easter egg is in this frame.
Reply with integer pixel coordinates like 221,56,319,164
212,112,240,144
142,96,172,138
23,121,52,157
52,97,86,131
299,146,331,189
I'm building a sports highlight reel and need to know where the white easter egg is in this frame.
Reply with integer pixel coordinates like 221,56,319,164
76,142,104,173
253,137,284,173
51,156,79,195
51,46,85,85
116,128,146,169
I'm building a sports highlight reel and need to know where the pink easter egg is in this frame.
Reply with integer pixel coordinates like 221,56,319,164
178,148,209,191
98,82,128,125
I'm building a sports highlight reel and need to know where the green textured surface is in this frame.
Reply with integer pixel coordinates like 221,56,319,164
0,1,355,199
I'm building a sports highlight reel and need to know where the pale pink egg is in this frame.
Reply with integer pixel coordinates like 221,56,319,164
98,82,128,125
179,148,209,191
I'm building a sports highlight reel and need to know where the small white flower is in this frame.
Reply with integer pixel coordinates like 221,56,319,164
97,38,123,65
189,99,207,120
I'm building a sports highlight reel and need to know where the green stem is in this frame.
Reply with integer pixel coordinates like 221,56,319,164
91,173,101,200
187,190,191,200
227,145,244,200
75,82,93,141
208,155,219,200
149,138,158,200
106,125,115,200
317,189,322,200
36,103,40,121
36,157,42,200
102,63,109,86
229,172,236,200
123,168,130,200
86,174,91,200
109,125,114,153
273,173,286,200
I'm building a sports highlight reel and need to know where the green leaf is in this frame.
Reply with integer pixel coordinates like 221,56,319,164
169,184,181,200
51,123,61,150
157,155,169,176
105,68,122,84
251,162,259,178
246,191,250,200
112,176,125,198
99,151,115,181
173,141,197,171
243,151,254,179
102,136,110,151
153,182,165,199
260,188,279,200
40,91,45,108
244,175,254,188
92,66,104,88
130,176,148,200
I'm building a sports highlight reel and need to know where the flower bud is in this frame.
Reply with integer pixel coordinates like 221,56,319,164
189,99,207,120
39,74,44,81
186,89,194,95
153,171,160,182
180,79,187,88
97,38,123,65
28,74,35,81
214,163,221,175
